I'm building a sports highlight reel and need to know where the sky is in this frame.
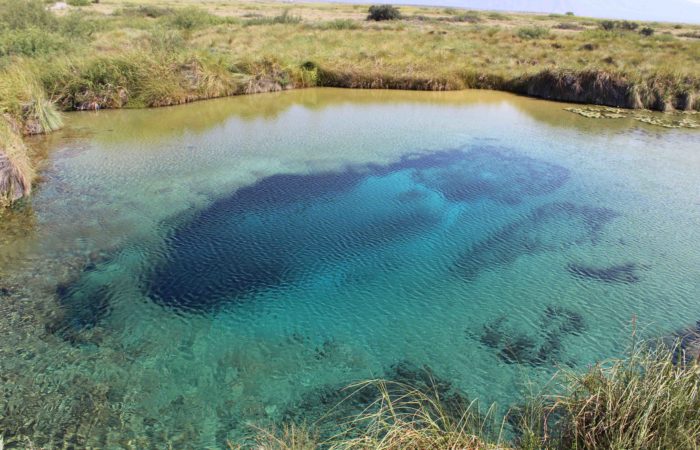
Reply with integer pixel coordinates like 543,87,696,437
326,0,700,23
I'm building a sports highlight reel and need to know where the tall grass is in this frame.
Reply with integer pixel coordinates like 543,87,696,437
332,380,504,450
0,64,62,134
241,344,699,450
549,343,700,449
0,117,34,206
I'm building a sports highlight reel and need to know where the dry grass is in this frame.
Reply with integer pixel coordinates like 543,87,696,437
329,380,506,450
549,344,700,449
233,344,700,450
0,117,34,206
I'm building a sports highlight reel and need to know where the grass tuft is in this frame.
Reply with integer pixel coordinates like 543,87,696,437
331,380,504,450
0,117,34,206
550,343,700,449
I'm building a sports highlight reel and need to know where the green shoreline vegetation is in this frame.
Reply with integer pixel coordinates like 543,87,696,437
1,0,700,204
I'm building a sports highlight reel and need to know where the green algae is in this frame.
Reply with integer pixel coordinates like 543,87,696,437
565,106,700,129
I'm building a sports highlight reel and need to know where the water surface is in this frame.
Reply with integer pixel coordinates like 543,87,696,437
1,88,699,447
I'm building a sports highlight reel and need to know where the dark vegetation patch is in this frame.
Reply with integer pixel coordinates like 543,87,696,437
468,305,586,367
517,26,550,40
46,252,116,343
567,262,644,284
600,20,639,32
669,320,700,364
367,4,401,21
413,147,570,205
453,202,619,281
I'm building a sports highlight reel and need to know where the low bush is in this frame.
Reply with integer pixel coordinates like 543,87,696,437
245,10,301,26
448,11,481,23
601,20,640,32
367,5,401,21
167,7,219,31
312,19,359,30
517,26,550,40
0,0,57,31
0,29,66,57
118,5,174,19
640,27,655,36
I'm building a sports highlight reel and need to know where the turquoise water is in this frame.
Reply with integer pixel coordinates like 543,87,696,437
1,89,700,447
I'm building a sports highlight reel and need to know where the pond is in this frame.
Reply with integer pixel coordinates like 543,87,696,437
1,88,700,447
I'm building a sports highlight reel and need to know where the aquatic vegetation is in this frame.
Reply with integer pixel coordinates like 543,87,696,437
453,202,619,281
469,305,586,367
280,361,478,442
566,106,700,128
414,147,569,205
567,262,643,284
669,321,700,364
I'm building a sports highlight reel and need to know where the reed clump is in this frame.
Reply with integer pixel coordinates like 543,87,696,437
545,344,700,449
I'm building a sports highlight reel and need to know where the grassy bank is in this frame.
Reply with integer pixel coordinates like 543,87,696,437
234,343,699,450
1,0,700,203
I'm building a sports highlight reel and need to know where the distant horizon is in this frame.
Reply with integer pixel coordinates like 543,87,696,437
320,0,700,24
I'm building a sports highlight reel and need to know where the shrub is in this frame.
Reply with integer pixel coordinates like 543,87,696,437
640,27,655,36
119,5,173,18
313,19,359,30
517,26,550,39
0,29,66,57
244,10,302,26
619,20,639,31
367,4,401,21
600,20,616,31
555,22,582,30
168,7,218,31
58,11,100,39
449,11,480,23
0,0,57,31
67,0,91,6
566,11,575,16
601,20,640,31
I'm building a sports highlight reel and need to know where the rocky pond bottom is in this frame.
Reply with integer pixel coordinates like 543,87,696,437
1,89,700,447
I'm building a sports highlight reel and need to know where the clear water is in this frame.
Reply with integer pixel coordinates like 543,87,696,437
1,88,700,447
